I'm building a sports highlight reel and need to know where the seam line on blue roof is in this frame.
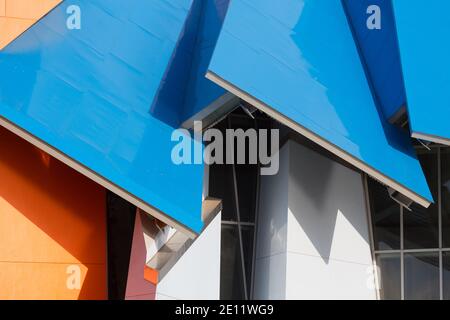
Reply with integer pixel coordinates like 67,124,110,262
0,116,198,239
206,71,431,208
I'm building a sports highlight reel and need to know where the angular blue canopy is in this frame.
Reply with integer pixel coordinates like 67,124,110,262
207,0,433,206
0,0,204,235
393,0,450,145
343,0,406,122
151,0,233,129
180,0,232,126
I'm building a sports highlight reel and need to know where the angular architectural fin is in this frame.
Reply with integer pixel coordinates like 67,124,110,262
207,0,433,207
139,198,221,284
0,0,205,235
392,1,450,146
343,0,407,123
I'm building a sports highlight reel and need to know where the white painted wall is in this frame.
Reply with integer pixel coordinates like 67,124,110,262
254,140,377,300
156,212,222,300
253,145,289,299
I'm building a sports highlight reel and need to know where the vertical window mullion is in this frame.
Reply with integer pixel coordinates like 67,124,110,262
249,118,261,300
440,251,444,300
368,145,448,300
400,205,405,300
438,147,444,300
363,175,381,300
228,118,248,300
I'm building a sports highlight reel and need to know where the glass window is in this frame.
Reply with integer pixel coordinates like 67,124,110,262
376,253,401,300
209,163,238,221
369,146,450,300
443,252,450,300
235,163,258,222
368,178,401,250
403,150,439,249
241,225,255,291
404,252,440,300
208,120,238,222
210,111,269,300
220,224,246,299
441,149,450,248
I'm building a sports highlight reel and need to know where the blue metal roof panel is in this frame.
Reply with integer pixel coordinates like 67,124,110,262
180,0,229,123
393,0,450,145
0,0,204,233
150,0,231,128
343,0,406,121
207,0,432,205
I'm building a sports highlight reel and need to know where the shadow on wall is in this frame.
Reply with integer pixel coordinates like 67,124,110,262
288,142,370,264
125,211,156,300
0,126,107,299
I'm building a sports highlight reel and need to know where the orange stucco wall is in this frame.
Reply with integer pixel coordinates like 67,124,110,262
0,0,62,50
0,126,107,300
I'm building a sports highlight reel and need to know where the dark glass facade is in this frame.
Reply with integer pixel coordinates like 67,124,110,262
208,110,271,299
369,146,450,300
